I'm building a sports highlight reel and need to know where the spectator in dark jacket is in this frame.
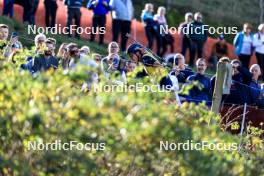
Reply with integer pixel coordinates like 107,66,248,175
166,53,194,84
110,0,134,52
44,0,58,27
179,12,193,61
249,64,263,105
3,0,15,17
160,53,194,91
87,0,111,45
31,38,58,73
64,0,83,39
209,34,229,70
186,58,211,104
188,12,208,66
21,33,47,71
224,59,252,105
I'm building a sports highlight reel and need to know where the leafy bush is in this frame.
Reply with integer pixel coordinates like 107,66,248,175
0,57,263,176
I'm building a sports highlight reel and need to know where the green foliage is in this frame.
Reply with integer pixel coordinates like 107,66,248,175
0,57,263,175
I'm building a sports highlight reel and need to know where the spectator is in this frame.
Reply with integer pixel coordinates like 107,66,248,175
87,0,111,45
188,12,208,66
34,33,47,54
209,34,229,70
249,64,263,105
186,58,211,104
64,0,83,39
80,46,90,56
57,43,68,61
233,23,254,68
67,43,81,69
60,43,72,69
79,45,98,67
154,6,174,56
46,37,57,54
110,0,134,52
92,53,102,65
167,53,194,83
101,42,122,75
179,12,193,60
141,3,162,56
21,33,46,71
225,59,252,105
44,0,58,28
0,24,9,49
125,61,136,74
3,0,15,18
31,38,59,73
160,53,194,92
3,32,23,60
253,23,264,80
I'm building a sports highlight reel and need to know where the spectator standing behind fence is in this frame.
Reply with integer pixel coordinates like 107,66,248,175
64,0,83,39
141,3,162,56
179,12,193,60
186,58,211,104
253,24,264,80
44,0,58,28
188,12,208,67
87,0,111,45
225,59,252,105
110,0,134,52
249,64,263,105
3,0,14,18
233,23,254,69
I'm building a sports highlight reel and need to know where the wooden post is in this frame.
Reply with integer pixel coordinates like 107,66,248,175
240,103,247,135
211,62,227,114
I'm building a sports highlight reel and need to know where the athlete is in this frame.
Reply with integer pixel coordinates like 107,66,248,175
126,43,166,77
